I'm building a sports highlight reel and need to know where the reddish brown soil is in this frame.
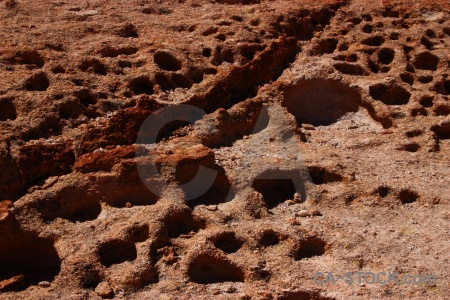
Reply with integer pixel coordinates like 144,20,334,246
0,0,449,299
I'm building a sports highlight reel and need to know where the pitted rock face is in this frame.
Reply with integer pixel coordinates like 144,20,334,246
0,0,449,299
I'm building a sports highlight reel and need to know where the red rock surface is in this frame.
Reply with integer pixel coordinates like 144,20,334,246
0,0,449,298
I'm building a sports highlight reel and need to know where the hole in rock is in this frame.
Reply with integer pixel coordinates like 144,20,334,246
259,230,280,247
411,107,427,117
8,50,45,68
104,183,159,208
81,266,102,289
374,185,390,197
79,58,107,75
129,224,149,243
154,51,182,71
368,60,379,74
99,46,138,58
347,17,361,25
188,254,244,284
434,105,450,116
211,232,244,254
0,233,60,291
380,66,390,73
362,24,372,33
37,188,102,223
163,209,203,238
420,36,433,50
333,63,365,75
419,96,433,107
156,120,191,143
426,29,435,38
398,143,420,152
117,23,138,38
99,240,137,267
431,124,450,140
418,76,433,84
0,97,16,121
400,73,414,85
294,237,326,260
405,130,423,138
171,73,193,89
397,189,419,204
51,65,65,74
361,35,385,46
73,89,97,107
283,79,361,126
311,38,338,55
118,60,132,68
24,72,50,91
252,176,297,209
413,52,439,71
369,83,411,105
185,165,232,208
202,48,211,57
378,48,395,64
390,32,400,40
155,73,176,92
129,76,154,95
307,166,343,185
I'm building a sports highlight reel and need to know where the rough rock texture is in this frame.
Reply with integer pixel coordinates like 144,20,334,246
0,0,449,299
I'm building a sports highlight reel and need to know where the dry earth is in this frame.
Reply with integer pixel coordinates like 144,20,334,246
0,0,449,299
